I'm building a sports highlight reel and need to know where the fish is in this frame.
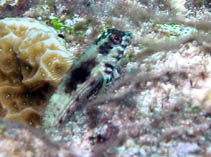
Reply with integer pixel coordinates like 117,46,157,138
43,29,132,127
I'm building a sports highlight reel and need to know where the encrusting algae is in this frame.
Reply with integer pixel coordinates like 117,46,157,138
0,18,75,126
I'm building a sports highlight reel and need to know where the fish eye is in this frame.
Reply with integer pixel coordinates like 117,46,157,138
111,33,122,43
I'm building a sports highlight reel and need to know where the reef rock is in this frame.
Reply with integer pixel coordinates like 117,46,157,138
0,120,59,157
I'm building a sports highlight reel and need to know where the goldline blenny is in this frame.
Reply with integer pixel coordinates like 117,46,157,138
43,29,132,127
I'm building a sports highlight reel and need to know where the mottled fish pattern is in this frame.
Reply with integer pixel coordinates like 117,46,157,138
43,29,132,127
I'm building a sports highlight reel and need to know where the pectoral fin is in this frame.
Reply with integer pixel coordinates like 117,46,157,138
43,73,105,127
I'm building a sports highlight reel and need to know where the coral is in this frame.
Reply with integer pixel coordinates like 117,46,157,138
0,18,75,126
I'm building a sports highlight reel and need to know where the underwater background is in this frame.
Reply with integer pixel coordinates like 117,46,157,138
0,0,210,156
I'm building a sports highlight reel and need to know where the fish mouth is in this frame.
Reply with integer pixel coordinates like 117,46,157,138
126,31,132,36
125,31,132,43
121,32,132,48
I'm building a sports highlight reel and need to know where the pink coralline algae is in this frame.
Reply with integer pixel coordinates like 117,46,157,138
0,121,59,157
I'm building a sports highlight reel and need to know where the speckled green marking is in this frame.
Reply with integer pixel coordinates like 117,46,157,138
156,23,198,40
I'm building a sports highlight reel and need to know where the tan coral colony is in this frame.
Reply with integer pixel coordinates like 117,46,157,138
0,18,75,126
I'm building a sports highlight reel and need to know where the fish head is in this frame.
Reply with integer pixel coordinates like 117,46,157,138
96,29,132,62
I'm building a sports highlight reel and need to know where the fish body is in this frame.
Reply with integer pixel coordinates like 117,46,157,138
43,29,132,127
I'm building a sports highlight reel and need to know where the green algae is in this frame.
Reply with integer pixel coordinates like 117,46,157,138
50,18,73,32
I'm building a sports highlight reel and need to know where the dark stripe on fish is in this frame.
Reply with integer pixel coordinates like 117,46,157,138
65,59,97,93
104,63,114,74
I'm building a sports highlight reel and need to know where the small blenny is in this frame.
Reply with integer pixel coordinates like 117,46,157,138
43,29,132,127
